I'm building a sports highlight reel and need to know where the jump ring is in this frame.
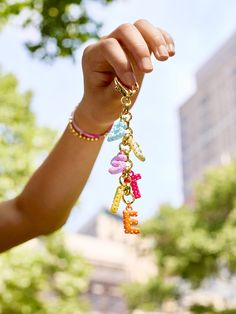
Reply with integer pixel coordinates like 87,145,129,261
122,193,135,205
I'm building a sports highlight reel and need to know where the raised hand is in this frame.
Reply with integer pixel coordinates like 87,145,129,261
76,19,175,133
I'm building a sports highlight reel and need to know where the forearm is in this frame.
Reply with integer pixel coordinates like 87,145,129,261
18,130,103,231
0,199,36,252
17,106,107,234
0,105,108,252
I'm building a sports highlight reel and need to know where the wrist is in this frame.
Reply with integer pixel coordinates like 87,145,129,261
74,102,113,135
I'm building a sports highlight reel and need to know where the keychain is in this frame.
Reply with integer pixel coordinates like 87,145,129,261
107,77,145,234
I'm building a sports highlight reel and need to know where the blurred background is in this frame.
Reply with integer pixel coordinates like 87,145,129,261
0,0,236,313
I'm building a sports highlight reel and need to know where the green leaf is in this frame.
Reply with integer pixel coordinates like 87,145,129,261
0,0,116,61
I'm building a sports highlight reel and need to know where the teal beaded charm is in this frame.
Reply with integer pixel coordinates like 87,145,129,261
107,120,127,142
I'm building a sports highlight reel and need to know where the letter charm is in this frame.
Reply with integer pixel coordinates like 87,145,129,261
123,206,140,234
107,120,127,142
130,171,141,199
128,137,145,162
111,186,124,214
108,152,127,174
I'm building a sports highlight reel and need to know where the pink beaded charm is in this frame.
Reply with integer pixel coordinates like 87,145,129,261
108,152,127,174
130,171,141,199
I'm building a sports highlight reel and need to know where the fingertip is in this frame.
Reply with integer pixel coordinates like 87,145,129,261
154,49,170,61
154,50,169,61
167,43,175,57
158,55,169,61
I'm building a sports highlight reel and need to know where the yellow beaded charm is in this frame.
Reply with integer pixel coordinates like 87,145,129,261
128,137,146,162
110,186,124,214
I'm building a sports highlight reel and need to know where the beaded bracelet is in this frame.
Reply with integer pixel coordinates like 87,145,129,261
69,108,113,141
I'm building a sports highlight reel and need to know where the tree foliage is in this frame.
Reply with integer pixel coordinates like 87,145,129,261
125,161,236,312
0,71,56,200
123,276,179,312
0,232,90,314
0,0,115,61
190,304,236,314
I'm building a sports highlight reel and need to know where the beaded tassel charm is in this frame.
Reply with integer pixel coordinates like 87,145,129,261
107,77,145,234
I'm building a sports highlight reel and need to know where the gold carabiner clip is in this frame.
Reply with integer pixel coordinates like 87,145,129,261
114,77,139,98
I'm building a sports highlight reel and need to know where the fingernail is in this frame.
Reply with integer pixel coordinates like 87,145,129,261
168,44,175,55
140,57,153,71
123,72,136,87
158,45,169,57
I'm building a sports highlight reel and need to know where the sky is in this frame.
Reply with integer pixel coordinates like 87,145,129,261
0,0,235,231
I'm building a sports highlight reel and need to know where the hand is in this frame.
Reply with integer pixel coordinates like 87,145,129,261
76,19,175,133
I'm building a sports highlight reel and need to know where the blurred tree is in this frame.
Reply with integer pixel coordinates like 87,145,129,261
0,71,56,200
0,231,90,314
190,303,236,314
0,0,115,61
124,161,236,313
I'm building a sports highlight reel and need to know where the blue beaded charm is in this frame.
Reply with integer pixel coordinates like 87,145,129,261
107,120,127,142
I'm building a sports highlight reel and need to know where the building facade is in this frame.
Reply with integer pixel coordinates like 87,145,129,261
179,31,236,200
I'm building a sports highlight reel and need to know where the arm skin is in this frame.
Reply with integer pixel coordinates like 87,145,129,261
0,19,175,252
0,107,108,252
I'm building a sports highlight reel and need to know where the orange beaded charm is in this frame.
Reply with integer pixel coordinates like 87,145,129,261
123,205,140,234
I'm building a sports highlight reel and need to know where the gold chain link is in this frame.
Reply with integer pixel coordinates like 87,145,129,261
114,77,139,205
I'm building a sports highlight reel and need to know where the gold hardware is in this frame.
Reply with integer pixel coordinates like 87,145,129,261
114,77,139,98
110,77,143,234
